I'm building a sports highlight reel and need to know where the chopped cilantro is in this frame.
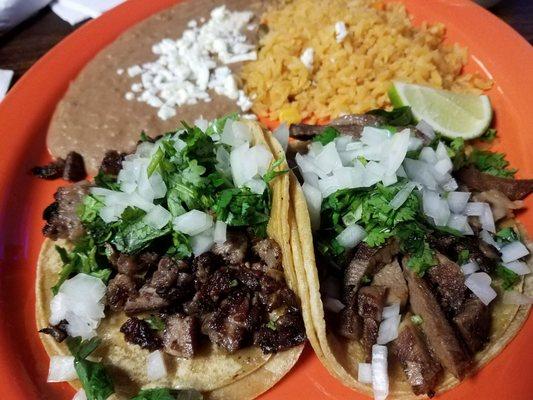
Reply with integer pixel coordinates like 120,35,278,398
132,388,203,400
495,264,520,290
479,128,497,143
145,315,166,331
368,106,414,126
312,126,340,145
66,337,114,400
495,227,520,243
468,149,516,178
457,249,470,265
266,320,277,331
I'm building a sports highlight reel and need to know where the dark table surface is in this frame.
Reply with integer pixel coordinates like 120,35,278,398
0,0,532,87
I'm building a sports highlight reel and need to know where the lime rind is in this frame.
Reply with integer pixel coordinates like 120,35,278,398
389,81,493,140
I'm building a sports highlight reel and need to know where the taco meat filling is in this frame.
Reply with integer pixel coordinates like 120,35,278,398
292,109,532,397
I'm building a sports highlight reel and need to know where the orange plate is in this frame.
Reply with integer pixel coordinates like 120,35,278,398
0,0,532,398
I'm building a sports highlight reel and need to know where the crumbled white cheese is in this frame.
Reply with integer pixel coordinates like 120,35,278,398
124,92,135,101
121,5,256,119
116,68,125,75
300,48,314,70
335,21,348,43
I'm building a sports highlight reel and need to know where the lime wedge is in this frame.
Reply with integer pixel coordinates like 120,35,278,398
389,81,492,140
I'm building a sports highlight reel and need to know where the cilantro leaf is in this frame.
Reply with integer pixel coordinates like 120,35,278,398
145,315,166,331
263,157,288,184
66,337,114,400
495,264,520,290
479,128,497,143
312,126,340,145
368,106,414,126
495,227,520,243
468,149,516,178
457,249,470,265
132,388,203,400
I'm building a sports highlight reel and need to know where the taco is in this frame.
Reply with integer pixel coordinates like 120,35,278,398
35,116,306,399
287,109,533,398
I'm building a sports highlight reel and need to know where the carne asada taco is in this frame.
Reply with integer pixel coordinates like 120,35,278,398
36,116,306,399
287,100,533,398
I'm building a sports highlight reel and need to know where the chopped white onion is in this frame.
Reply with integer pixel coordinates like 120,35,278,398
143,205,171,229
404,158,438,190
72,389,87,400
447,214,472,235
49,274,106,339
441,177,458,192
419,147,437,164
479,203,496,233
381,303,400,320
389,181,416,210
173,210,213,236
503,291,533,305
220,120,251,147
435,141,449,161
190,230,215,256
336,224,366,249
422,190,450,226
415,120,435,139
371,345,389,400
358,363,373,384
47,356,77,382
408,136,423,152
503,260,530,275
245,178,267,194
250,145,274,176
324,297,345,313
464,202,486,216
461,261,479,275
302,183,323,231
361,127,391,146
194,117,208,132
377,314,401,345
213,220,227,244
434,158,453,175
480,229,501,250
316,142,343,174
447,192,471,214
273,123,289,151
501,241,530,263
465,272,497,305
146,350,167,381
230,143,255,187
302,171,319,188
382,129,410,176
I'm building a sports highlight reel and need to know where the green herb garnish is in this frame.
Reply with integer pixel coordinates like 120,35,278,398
457,249,470,265
312,126,340,145
131,388,203,400
468,149,516,178
145,315,166,331
368,106,414,126
495,264,520,290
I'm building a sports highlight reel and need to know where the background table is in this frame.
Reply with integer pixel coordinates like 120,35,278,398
0,0,532,86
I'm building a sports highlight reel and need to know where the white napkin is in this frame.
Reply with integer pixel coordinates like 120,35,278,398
0,0,52,32
0,69,14,100
51,0,125,25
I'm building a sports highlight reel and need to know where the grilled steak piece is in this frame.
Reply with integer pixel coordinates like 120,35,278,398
99,150,125,177
371,259,408,307
150,256,194,302
124,285,170,315
426,253,468,317
473,189,523,221
163,314,198,358
192,252,221,287
106,273,138,312
42,183,88,241
254,307,306,353
337,304,362,339
201,290,253,353
358,286,387,361
456,166,533,201
289,114,385,140
62,151,87,182
39,320,69,343
252,239,283,272
344,239,399,303
31,158,65,180
120,317,162,351
392,317,442,396
403,260,471,379
453,297,490,353
212,231,248,265
428,233,499,273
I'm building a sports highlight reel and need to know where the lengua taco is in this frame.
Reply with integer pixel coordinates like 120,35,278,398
287,106,533,398
35,116,306,399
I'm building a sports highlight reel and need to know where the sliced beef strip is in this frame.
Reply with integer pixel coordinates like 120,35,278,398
473,189,523,221
124,284,170,315
163,314,198,358
99,150,125,176
456,166,533,201
39,320,69,343
42,182,89,241
336,304,362,340
31,158,65,180
289,114,385,140
357,286,387,361
453,297,491,353
391,317,442,396
62,151,87,182
343,239,399,304
254,307,306,353
403,259,471,380
106,273,138,312
211,231,248,265
120,317,162,351
426,253,468,317
428,233,499,273
252,238,283,272
371,259,408,307
201,290,253,353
